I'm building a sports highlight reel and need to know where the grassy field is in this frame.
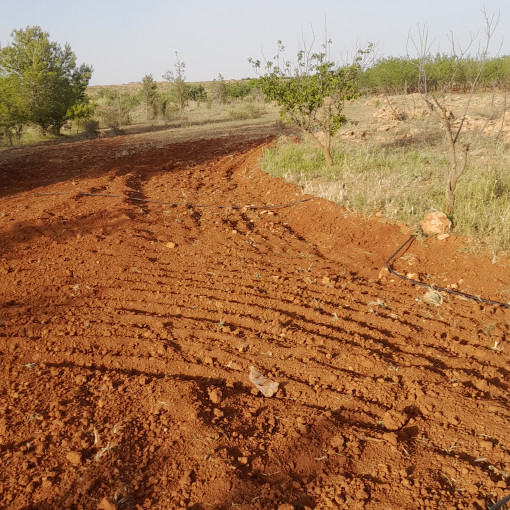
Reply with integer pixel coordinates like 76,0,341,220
260,93,510,254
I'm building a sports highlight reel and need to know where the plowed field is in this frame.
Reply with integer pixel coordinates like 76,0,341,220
1,129,509,510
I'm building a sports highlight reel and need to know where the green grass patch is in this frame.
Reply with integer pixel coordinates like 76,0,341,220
260,135,510,253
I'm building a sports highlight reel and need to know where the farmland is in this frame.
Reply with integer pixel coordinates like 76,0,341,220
1,108,509,508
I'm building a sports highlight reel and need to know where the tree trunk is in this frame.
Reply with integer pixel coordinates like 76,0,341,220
305,131,334,166
445,182,456,217
322,145,333,166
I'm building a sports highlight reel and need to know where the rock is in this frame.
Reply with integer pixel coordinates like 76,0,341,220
382,410,407,431
166,242,176,249
97,498,117,510
226,360,242,371
378,267,390,280
420,212,451,235
383,432,398,445
436,233,450,241
208,388,222,404
330,435,345,449
65,451,81,466
475,379,489,392
278,505,295,510
74,374,87,385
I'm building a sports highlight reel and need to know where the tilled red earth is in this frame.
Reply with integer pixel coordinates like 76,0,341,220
1,130,509,510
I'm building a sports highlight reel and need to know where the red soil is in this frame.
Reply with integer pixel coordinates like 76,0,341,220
1,130,509,510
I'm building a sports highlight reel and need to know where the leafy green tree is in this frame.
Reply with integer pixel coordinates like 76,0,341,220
0,26,92,135
251,40,371,166
66,97,95,133
139,74,159,120
361,57,419,94
423,54,458,92
0,73,24,144
226,81,252,100
187,83,207,103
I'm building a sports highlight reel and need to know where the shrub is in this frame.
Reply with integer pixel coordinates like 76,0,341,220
84,120,99,135
228,103,264,120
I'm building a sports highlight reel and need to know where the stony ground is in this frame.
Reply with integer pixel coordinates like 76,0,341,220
1,127,509,510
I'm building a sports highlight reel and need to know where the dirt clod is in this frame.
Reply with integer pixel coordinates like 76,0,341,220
97,498,117,510
208,388,222,404
65,451,82,466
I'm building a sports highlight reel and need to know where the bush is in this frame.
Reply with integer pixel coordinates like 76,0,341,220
228,103,264,120
84,120,99,135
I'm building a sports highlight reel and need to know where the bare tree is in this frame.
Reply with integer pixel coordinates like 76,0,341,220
408,9,500,216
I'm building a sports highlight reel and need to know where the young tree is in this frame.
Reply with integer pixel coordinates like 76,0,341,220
140,74,159,120
66,97,96,133
0,26,92,135
99,88,139,128
410,10,499,216
163,53,188,111
211,73,228,104
250,40,371,166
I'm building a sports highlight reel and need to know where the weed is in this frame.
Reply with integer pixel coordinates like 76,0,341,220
482,322,497,335
423,288,444,307
368,298,388,309
443,440,460,454
492,340,504,352
94,442,113,461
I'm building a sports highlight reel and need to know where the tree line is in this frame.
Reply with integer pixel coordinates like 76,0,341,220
0,27,262,144
360,54,510,94
3,25,510,149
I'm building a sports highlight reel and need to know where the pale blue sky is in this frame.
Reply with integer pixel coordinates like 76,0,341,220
1,0,509,86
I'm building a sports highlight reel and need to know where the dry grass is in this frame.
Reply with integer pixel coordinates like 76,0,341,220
260,92,510,253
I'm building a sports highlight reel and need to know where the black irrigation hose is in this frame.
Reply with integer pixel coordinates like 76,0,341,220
16,190,312,210
489,494,510,510
385,234,510,309
127,195,312,210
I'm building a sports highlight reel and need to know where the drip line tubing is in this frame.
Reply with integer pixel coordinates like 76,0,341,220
489,493,510,510
385,234,510,309
24,191,312,210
